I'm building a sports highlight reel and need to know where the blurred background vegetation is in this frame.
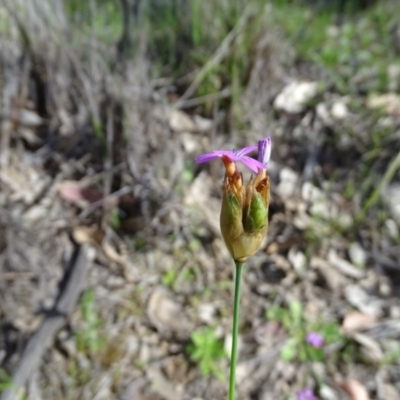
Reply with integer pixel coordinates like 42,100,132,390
1,0,400,399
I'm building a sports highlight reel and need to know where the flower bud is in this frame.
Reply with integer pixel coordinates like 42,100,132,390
220,156,270,263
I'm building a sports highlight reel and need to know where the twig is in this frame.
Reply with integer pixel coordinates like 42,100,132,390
175,87,231,109
0,245,94,400
104,104,114,200
78,185,132,219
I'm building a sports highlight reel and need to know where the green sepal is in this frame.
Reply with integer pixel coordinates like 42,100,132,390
243,191,268,232
225,192,241,220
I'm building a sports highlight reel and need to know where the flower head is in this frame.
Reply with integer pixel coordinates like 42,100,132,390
220,138,271,262
195,137,272,262
306,332,324,348
195,145,265,173
296,388,318,400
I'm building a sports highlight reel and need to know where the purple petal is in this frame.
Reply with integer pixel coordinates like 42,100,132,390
240,156,266,173
195,150,235,164
209,150,236,157
258,137,272,166
235,145,258,157
195,146,264,173
195,153,219,164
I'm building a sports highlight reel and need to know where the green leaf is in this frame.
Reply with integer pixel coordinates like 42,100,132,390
281,338,298,361
162,269,177,287
186,328,226,379
289,300,303,326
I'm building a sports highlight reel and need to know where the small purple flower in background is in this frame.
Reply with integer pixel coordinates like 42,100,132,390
306,332,324,348
296,388,318,400
195,145,265,173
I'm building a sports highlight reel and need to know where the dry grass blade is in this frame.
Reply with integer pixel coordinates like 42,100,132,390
175,4,253,107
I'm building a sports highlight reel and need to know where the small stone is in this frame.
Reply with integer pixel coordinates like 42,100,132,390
147,288,192,337
340,379,370,400
367,93,400,116
342,311,378,334
388,54,400,85
19,109,44,127
328,249,364,279
337,212,353,228
193,115,213,132
320,385,339,400
168,108,195,132
388,64,400,92
181,133,198,153
385,219,399,238
384,185,400,225
353,332,384,363
293,210,312,230
327,25,340,37
390,305,400,319
280,362,296,381
349,242,367,268
381,384,400,400
345,285,384,317
147,366,183,400
310,257,346,291
316,102,331,124
331,101,348,120
302,182,323,203
198,303,216,324
288,248,306,274
277,167,299,198
274,81,319,114
310,200,339,220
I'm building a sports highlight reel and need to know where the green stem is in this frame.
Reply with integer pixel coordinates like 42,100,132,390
229,261,243,400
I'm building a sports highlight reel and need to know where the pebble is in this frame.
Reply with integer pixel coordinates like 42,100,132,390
331,101,348,120
349,242,367,268
274,81,319,114
288,248,306,274
198,303,216,324
277,167,299,198
384,184,400,225
328,249,364,279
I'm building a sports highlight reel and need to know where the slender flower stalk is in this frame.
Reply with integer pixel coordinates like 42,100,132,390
195,137,272,400
229,262,243,400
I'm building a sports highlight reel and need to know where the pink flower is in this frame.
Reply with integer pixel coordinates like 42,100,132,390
195,138,272,173
306,332,324,348
296,388,318,400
